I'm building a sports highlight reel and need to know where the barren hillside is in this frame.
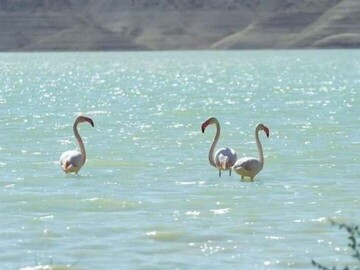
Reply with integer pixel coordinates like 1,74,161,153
0,0,359,51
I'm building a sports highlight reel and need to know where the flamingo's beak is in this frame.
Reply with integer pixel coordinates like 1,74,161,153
201,123,206,133
264,127,269,138
86,117,94,127
201,119,211,133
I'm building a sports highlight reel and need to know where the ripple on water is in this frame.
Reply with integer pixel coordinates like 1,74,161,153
145,230,185,242
80,197,142,212
19,265,81,270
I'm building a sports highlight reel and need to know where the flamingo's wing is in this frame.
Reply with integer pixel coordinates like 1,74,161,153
215,148,237,169
60,150,83,172
233,157,261,173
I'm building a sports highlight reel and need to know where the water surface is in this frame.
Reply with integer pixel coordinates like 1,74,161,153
1,50,360,269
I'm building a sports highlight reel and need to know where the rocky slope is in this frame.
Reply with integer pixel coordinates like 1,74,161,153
0,0,359,51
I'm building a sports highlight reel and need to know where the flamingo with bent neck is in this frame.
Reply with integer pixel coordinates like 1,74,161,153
233,123,269,181
201,117,237,177
60,116,94,174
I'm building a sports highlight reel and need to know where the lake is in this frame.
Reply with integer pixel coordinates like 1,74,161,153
1,50,360,269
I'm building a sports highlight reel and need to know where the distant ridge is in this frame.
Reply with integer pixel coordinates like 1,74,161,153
0,0,359,51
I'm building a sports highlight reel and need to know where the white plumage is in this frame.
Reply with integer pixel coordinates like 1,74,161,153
60,150,84,173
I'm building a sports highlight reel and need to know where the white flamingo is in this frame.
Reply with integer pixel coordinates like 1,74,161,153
201,117,237,177
60,116,94,174
233,123,269,181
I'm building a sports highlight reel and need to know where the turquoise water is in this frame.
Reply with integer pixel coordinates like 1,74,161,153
1,50,360,269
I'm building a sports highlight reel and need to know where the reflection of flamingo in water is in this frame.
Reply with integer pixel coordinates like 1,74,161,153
233,123,269,181
60,116,94,174
201,117,237,177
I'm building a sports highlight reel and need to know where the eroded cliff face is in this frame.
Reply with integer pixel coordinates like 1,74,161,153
0,0,358,51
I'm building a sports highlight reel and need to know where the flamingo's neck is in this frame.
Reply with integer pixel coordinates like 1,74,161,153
208,120,220,168
73,121,86,165
255,128,264,169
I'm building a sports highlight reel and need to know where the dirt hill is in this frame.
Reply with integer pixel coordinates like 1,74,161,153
0,0,359,51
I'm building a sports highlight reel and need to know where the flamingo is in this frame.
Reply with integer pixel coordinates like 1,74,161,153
233,123,269,181
60,115,94,174
201,117,237,177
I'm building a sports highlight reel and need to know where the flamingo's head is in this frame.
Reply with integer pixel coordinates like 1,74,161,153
76,116,94,127
201,117,217,133
257,123,269,138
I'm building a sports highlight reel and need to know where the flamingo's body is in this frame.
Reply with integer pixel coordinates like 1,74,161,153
233,123,269,181
201,117,237,177
60,116,94,174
